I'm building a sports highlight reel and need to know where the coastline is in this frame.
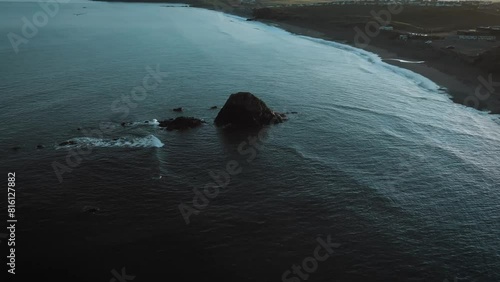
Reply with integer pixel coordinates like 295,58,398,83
93,0,500,114
253,20,500,114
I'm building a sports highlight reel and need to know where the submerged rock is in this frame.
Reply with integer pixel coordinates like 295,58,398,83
159,117,204,131
82,206,100,214
36,144,45,149
210,106,218,110
173,107,183,112
214,92,286,129
59,140,77,146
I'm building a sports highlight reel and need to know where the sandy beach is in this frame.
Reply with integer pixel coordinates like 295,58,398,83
270,23,491,110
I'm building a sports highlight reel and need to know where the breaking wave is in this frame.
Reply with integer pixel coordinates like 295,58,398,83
298,36,440,93
123,119,160,127
57,135,164,148
383,58,426,64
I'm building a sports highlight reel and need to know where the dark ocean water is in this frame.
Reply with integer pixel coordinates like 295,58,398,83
1,1,499,281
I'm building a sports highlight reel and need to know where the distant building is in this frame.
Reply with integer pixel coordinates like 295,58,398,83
408,32,430,39
477,26,500,35
457,29,497,40
436,0,462,7
458,35,497,40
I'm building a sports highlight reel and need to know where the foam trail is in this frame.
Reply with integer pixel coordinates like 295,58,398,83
383,58,425,64
57,135,164,148
297,36,441,93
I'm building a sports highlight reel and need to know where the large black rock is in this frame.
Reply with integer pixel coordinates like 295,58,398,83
214,92,286,129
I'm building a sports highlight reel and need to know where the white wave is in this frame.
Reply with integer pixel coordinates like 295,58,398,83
383,58,426,64
125,119,160,127
383,63,441,92
58,135,164,148
297,36,441,93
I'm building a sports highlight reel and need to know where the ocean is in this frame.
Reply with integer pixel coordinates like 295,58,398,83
0,1,499,281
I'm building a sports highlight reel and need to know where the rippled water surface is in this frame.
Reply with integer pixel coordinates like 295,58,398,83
0,1,499,281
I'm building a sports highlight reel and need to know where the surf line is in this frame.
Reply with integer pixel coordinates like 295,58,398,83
383,58,425,64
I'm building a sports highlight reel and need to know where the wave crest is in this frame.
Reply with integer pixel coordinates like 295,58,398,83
57,135,164,148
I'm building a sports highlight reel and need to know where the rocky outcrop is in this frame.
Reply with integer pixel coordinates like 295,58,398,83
59,140,77,146
159,117,205,131
214,92,286,129
82,206,100,214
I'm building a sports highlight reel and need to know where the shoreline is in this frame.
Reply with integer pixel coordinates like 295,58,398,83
93,0,500,114
253,19,499,114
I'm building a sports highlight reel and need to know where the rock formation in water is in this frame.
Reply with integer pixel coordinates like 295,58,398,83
159,117,205,131
59,140,77,146
82,206,100,214
214,92,286,129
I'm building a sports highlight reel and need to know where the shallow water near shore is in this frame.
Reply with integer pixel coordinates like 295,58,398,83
1,1,499,281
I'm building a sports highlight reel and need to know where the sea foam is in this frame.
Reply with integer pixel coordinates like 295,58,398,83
298,36,441,93
124,119,160,127
57,135,164,148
